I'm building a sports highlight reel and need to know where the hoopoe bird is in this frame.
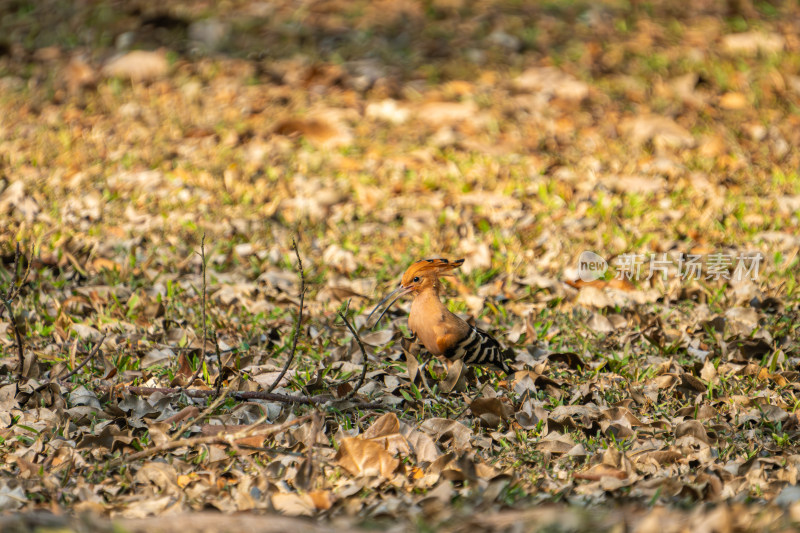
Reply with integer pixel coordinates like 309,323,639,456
367,258,513,373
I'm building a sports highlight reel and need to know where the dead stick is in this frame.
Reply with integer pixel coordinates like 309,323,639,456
106,385,387,410
1,245,22,368
111,413,315,466
2,299,24,374
53,335,106,384
171,378,236,441
454,384,488,420
5,243,33,302
266,239,305,393
213,331,223,395
3,243,33,376
4,242,20,301
190,233,208,385
123,385,316,404
338,307,369,402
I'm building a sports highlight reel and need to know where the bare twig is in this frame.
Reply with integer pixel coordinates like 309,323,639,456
57,335,106,383
267,239,305,393
33,335,106,394
338,304,369,402
2,243,18,304
123,385,316,404
110,413,315,467
2,243,33,376
171,378,237,441
213,331,223,395
104,385,387,410
1,298,23,372
454,384,489,420
4,243,19,301
302,411,323,488
416,359,438,399
190,233,208,385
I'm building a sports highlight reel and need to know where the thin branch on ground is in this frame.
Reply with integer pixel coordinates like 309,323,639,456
2,243,33,376
213,331,223,395
190,233,208,385
226,439,272,483
454,383,490,420
338,303,369,402
36,335,107,392
110,413,315,467
301,411,323,488
3,243,33,302
171,377,238,442
122,385,317,404
105,385,387,410
1,300,23,373
416,359,438,399
236,443,331,461
60,335,106,382
267,239,305,393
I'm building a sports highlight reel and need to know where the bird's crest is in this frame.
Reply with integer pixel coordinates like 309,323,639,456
401,258,464,286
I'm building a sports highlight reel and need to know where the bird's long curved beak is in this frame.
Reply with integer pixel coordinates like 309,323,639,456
366,285,412,328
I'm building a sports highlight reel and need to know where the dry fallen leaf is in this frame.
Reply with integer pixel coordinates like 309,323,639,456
335,437,400,479
420,418,473,450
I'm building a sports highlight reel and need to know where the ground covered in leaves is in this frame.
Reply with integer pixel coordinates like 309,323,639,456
1,0,800,531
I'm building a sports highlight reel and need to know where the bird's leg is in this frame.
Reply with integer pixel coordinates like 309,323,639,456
417,358,442,399
401,334,439,399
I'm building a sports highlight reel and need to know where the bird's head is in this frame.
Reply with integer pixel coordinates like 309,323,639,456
367,258,464,327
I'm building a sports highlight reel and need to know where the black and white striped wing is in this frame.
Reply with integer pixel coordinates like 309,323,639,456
442,326,512,373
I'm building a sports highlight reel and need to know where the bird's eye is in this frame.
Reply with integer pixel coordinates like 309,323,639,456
412,276,420,283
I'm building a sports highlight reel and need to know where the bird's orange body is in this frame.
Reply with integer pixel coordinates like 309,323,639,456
368,258,512,373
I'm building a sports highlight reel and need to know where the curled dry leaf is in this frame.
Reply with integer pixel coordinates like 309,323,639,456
547,352,585,369
335,437,400,479
134,462,180,496
535,433,576,455
574,463,628,481
321,245,357,274
269,492,315,517
404,429,441,463
469,397,514,428
675,420,711,445
361,412,412,456
441,359,467,393
515,399,549,430
360,330,394,347
587,313,614,333
420,418,472,450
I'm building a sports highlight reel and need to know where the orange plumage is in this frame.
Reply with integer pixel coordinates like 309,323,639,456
368,258,512,373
